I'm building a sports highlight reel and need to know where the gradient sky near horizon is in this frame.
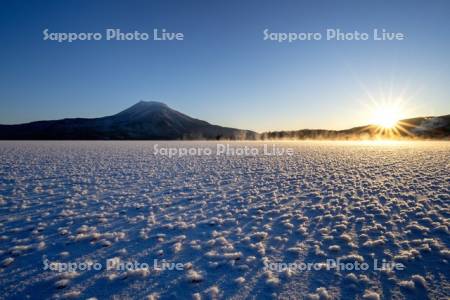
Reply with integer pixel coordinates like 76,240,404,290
0,0,449,132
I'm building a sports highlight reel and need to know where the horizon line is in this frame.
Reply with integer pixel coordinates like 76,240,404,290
0,100,448,134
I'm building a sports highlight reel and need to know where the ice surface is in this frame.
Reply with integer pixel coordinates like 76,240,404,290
0,141,449,299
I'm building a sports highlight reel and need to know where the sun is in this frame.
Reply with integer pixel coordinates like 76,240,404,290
357,83,418,138
371,106,400,128
370,104,403,129
363,99,415,138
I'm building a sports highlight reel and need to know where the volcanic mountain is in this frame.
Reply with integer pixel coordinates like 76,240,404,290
0,101,258,140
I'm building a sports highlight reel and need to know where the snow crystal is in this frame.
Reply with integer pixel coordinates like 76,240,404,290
362,290,380,300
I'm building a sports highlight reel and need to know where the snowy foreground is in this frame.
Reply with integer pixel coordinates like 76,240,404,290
0,141,449,300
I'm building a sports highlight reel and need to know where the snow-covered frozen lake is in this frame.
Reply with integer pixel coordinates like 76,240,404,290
0,141,449,299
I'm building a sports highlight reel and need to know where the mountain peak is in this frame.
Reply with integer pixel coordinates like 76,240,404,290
136,100,168,107
114,101,170,119
131,100,169,110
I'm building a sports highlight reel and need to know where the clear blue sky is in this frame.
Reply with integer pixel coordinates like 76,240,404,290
0,0,449,132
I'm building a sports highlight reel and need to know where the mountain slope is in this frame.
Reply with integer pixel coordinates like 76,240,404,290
0,101,258,140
